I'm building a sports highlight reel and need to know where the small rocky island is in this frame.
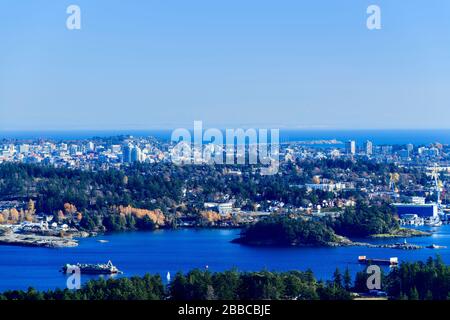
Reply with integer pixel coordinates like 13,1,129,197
232,216,342,247
232,214,432,249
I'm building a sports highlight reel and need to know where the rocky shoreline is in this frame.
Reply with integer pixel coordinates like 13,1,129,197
233,230,432,250
370,228,431,238
233,237,425,250
0,232,78,248
337,240,423,250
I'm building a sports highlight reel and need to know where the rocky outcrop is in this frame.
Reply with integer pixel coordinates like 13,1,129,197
0,233,78,248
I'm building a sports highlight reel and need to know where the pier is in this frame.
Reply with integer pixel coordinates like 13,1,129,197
358,256,398,266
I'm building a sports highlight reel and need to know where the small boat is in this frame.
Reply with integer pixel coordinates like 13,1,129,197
424,216,443,227
62,260,121,274
97,240,109,243
426,244,447,249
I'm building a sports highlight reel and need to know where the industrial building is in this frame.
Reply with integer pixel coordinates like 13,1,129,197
394,203,438,218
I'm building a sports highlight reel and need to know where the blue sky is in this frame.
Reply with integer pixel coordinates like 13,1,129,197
1,0,450,130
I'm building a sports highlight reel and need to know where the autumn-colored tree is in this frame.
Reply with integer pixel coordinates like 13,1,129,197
1,210,9,222
113,205,165,226
64,203,77,215
10,208,19,223
19,209,25,221
27,199,36,215
200,211,221,224
57,210,65,221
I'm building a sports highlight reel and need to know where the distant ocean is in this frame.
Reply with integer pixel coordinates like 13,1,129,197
1,129,450,146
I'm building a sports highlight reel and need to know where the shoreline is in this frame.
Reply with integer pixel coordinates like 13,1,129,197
0,233,78,248
0,226,434,249
370,228,431,238
231,238,425,250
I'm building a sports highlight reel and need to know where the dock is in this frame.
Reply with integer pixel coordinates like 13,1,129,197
358,256,398,266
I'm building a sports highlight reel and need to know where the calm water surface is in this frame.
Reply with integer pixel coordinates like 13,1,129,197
1,226,450,292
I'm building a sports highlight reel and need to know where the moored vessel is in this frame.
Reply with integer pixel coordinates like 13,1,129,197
62,260,121,274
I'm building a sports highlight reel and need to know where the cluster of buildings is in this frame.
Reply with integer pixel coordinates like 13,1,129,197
17,220,70,233
280,140,448,166
303,182,355,192
1,214,71,234
342,140,443,162
0,138,167,170
2,135,450,226
1,134,448,171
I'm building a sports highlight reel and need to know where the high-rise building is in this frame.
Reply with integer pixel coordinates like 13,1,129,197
131,146,142,163
364,140,373,156
87,141,95,152
69,144,79,155
345,140,356,155
123,144,133,163
399,149,410,159
407,143,414,154
19,144,30,154
418,147,426,155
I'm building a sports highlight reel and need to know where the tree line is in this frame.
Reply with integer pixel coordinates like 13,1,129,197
2,257,449,300
235,202,400,246
0,162,401,233
0,269,350,301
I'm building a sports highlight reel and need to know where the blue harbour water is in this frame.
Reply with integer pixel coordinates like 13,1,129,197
1,226,450,292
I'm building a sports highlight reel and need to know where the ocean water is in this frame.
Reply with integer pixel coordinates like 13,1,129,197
1,129,450,145
0,226,449,292
279,129,450,145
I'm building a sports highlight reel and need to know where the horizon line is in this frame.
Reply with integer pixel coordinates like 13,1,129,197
1,128,450,132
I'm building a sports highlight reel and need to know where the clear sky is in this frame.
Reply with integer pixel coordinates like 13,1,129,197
1,0,450,130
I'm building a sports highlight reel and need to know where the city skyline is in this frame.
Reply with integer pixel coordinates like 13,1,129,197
3,1,450,306
1,0,450,130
